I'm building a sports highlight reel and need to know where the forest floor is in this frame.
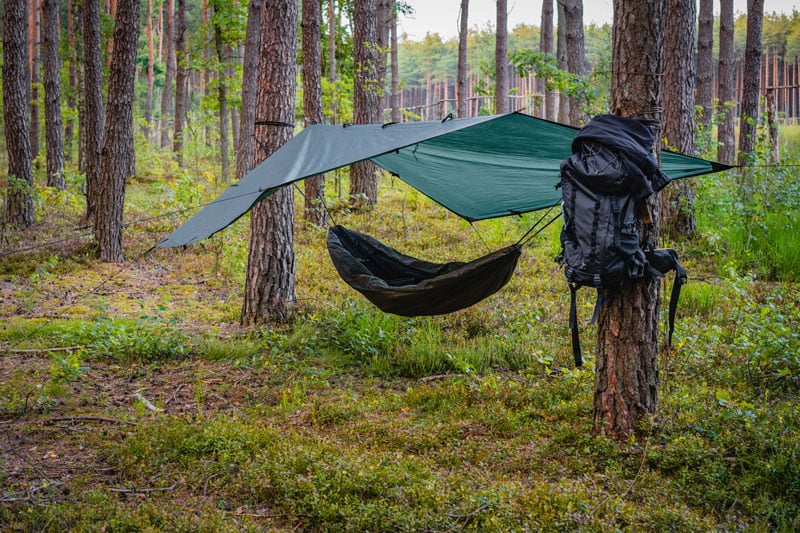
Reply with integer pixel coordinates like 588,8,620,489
1,177,798,531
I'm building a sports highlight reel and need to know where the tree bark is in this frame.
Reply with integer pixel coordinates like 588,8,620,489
717,0,736,164
495,0,508,113
596,0,664,442
84,0,105,221
556,0,569,123
349,0,381,207
41,0,65,190
160,0,175,148
737,0,764,168
95,0,139,262
235,0,262,181
64,0,78,163
173,0,189,158
696,0,714,129
3,0,36,228
539,0,555,121
213,0,230,183
662,0,697,240
457,0,469,118
390,4,401,123
145,0,155,139
564,0,586,125
29,0,41,162
302,0,326,226
241,0,298,324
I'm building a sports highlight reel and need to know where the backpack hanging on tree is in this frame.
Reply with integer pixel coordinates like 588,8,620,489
557,114,687,367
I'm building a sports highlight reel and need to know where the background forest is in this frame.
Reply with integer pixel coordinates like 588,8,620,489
1,0,800,531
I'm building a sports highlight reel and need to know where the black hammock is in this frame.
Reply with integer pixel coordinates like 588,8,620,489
327,225,522,317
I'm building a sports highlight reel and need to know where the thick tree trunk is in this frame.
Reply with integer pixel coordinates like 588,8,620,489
84,0,105,221
457,0,469,118
349,0,381,207
160,0,175,149
235,0,262,180
495,0,508,113
29,0,41,162
95,0,139,262
41,0,65,190
596,0,664,442
302,0,326,226
173,0,189,158
737,0,764,168
241,0,297,324
662,0,697,240
3,0,36,228
696,0,714,128
564,0,586,125
717,0,736,164
213,1,230,183
539,0,555,121
145,0,154,139
556,1,569,123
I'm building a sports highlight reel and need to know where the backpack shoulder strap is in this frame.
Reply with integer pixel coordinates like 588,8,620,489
646,248,687,347
568,283,583,367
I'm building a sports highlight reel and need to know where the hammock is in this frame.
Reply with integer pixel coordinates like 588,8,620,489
327,225,521,317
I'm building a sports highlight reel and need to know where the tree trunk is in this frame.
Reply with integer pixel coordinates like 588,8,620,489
457,0,469,118
696,0,714,129
328,0,336,83
173,0,189,158
41,0,65,190
556,0,569,123
29,0,41,162
302,0,326,226
95,0,139,262
349,0,381,207
3,0,36,228
539,0,555,121
145,0,154,139
84,0,105,221
390,4,401,123
564,0,586,125
662,0,697,240
596,0,664,442
737,0,764,168
160,0,175,149
235,0,262,181
74,0,86,173
241,0,297,325
495,0,508,113
227,45,239,152
64,0,78,163
717,0,736,164
377,0,391,114
213,0,230,183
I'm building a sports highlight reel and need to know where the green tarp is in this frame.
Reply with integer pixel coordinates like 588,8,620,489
159,112,728,248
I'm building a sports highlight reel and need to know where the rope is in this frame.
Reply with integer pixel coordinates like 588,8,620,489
515,205,561,247
291,183,337,227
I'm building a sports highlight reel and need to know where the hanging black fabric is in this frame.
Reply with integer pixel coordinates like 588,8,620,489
327,225,521,317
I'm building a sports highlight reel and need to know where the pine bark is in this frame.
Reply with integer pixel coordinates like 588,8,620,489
539,0,555,121
3,0,36,228
717,0,736,164
41,0,65,190
696,0,714,128
160,0,175,148
29,0,41,161
495,0,508,113
596,0,664,442
241,0,298,324
235,0,262,180
145,0,154,138
95,0,139,262
564,0,586,125
556,1,569,123
302,0,326,226
662,0,697,239
64,0,78,162
737,0,764,167
173,0,189,158
457,0,469,118
390,6,400,123
349,0,380,207
213,0,230,183
84,0,105,221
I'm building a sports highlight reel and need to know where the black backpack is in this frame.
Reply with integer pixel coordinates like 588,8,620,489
557,115,687,367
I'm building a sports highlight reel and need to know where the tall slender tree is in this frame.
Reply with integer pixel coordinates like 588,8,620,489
173,0,189,158
349,0,381,207
65,0,79,162
495,0,508,113
595,0,665,442
564,0,586,125
84,0,105,221
241,0,298,324
95,0,139,262
662,0,697,239
539,0,556,121
556,1,569,123
235,0,262,180
145,0,155,139
41,0,65,190
161,0,175,148
390,3,401,123
696,0,714,128
717,0,736,164
457,0,469,118
29,0,41,162
3,0,36,228
213,0,231,183
737,0,764,168
302,0,326,226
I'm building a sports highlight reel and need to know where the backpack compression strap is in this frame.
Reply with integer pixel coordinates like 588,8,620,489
646,248,687,347
568,283,583,367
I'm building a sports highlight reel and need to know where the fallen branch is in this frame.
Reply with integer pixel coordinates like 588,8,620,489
420,373,463,383
43,416,138,426
7,345,87,354
109,484,176,494
134,390,165,413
